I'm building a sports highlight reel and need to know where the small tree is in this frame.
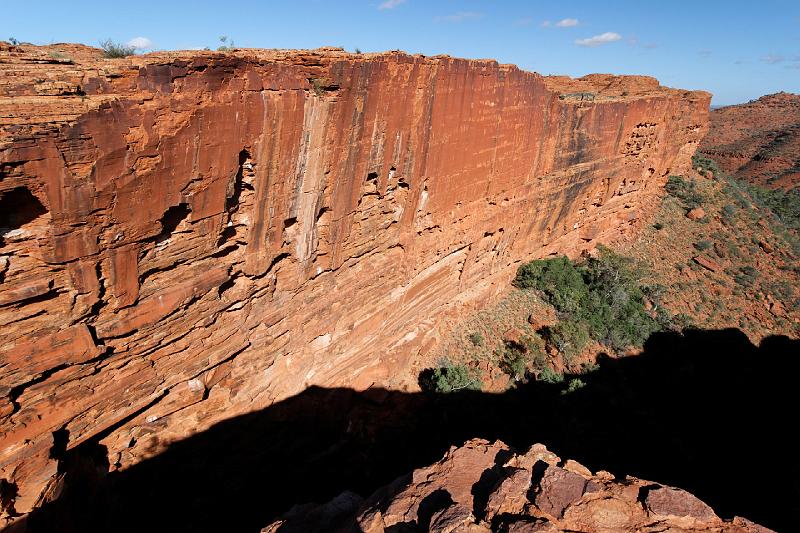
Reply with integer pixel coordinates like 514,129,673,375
419,362,482,393
100,39,135,58
468,331,484,346
217,35,235,51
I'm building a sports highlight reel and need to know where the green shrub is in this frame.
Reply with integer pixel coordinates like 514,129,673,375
733,265,759,287
692,154,721,176
500,347,527,380
513,256,588,314
217,35,235,51
561,378,586,395
694,240,713,251
652,222,664,230
543,320,590,363
100,39,135,58
515,246,660,355
665,175,704,208
419,362,482,393
538,366,564,383
743,183,800,231
468,332,484,346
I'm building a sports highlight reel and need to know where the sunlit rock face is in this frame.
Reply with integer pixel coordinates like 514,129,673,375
0,42,709,517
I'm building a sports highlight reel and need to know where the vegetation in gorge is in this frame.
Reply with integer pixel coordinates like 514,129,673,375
514,246,670,358
422,155,798,397
419,360,482,393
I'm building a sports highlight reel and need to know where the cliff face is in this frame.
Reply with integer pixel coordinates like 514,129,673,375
700,92,800,191
0,42,708,517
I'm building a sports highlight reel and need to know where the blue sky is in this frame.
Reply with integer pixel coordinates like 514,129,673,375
3,0,799,105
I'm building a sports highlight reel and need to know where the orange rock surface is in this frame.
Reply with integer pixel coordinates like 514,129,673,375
264,439,772,532
0,42,709,517
700,92,800,191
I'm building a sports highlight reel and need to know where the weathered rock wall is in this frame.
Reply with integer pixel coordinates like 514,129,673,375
0,43,709,516
700,92,800,191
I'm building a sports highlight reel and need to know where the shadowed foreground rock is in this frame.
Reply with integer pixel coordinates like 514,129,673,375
264,439,772,533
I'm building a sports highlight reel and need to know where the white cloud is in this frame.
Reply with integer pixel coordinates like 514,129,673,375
127,37,153,50
436,11,483,23
378,0,405,10
761,54,785,64
556,18,579,27
575,32,622,47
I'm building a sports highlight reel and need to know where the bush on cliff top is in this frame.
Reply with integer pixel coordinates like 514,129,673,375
100,39,135,58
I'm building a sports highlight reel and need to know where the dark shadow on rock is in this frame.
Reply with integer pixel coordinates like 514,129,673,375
22,328,800,532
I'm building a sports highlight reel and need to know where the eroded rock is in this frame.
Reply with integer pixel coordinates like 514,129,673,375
264,439,771,532
0,42,709,518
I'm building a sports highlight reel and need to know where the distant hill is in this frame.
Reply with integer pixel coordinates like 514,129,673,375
700,92,800,192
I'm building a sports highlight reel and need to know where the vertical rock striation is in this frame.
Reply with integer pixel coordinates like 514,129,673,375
0,42,709,517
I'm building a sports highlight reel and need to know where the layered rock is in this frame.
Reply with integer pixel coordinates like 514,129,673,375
264,439,771,532
0,41,709,518
700,92,800,191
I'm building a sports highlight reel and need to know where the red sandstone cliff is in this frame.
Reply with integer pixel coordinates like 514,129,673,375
0,42,709,519
700,92,800,191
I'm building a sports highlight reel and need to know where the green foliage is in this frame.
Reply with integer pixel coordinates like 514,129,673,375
468,331,484,346
500,347,527,381
721,204,738,221
419,362,482,393
217,35,235,51
9,37,19,46
692,154,721,176
671,313,695,331
538,366,564,383
100,39,135,58
499,336,545,381
515,246,661,356
665,175,705,209
354,47,362,54
543,320,590,363
732,265,759,287
652,222,664,230
513,256,588,314
561,378,586,395
694,240,713,251
743,183,800,231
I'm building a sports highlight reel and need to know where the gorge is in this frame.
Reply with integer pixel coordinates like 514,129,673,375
0,42,712,527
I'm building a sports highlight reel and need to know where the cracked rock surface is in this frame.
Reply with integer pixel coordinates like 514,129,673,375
1,41,708,519
263,439,773,533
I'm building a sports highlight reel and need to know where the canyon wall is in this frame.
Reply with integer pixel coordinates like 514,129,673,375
700,92,800,191
0,42,709,517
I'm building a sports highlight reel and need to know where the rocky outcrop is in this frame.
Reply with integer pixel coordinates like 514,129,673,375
700,92,800,191
264,438,771,532
0,41,709,519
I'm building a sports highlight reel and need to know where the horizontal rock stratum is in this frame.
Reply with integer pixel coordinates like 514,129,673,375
0,42,709,519
264,439,772,532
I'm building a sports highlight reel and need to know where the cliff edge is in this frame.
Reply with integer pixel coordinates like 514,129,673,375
0,42,709,519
